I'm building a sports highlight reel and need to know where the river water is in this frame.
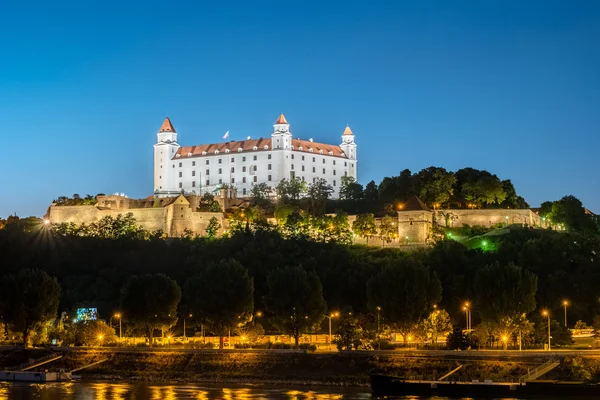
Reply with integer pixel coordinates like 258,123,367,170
0,381,539,399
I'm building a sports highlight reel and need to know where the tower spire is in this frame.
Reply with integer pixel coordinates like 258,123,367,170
275,113,288,125
159,117,176,133
343,126,353,136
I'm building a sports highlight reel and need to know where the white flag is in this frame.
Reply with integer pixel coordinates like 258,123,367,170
223,131,229,139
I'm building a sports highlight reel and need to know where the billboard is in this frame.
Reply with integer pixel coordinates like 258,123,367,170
75,308,98,322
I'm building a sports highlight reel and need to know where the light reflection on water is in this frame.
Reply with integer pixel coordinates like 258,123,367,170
0,381,374,400
0,381,534,399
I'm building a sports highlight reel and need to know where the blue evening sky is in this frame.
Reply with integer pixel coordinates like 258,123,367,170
1,0,598,217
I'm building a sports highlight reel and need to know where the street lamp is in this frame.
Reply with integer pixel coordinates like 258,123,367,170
376,306,382,350
542,309,551,351
462,302,471,331
114,313,122,340
183,313,192,340
324,312,339,351
562,300,569,327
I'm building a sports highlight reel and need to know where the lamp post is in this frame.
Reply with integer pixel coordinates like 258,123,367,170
463,302,471,331
113,313,122,340
376,306,381,350
324,312,339,351
542,310,551,351
183,313,192,341
562,300,569,327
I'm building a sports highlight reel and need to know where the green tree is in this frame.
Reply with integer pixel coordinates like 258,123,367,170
205,216,221,238
446,326,472,350
379,215,397,243
307,178,334,215
199,193,222,212
367,258,442,342
332,313,367,351
250,183,272,208
120,274,181,345
418,309,452,346
264,265,327,346
546,195,597,234
352,213,378,244
339,176,364,200
459,172,506,206
0,269,61,347
183,259,254,349
72,320,117,346
275,177,307,204
363,180,379,202
474,262,537,342
416,167,456,206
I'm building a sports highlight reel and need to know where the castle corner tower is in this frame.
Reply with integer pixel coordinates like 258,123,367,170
154,117,180,197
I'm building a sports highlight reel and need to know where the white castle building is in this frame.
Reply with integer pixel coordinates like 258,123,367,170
153,114,358,198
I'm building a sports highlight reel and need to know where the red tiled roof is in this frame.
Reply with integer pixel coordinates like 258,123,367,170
173,138,347,159
275,113,288,124
159,117,176,133
343,126,353,136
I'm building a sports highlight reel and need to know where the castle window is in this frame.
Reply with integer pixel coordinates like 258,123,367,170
322,168,325,174
309,148,313,152
188,153,193,157
202,151,207,155
159,176,162,179
238,148,243,152
218,168,222,174
291,164,294,170
302,176,305,182
219,179,222,184
218,158,222,164
176,154,181,158
215,150,219,154
302,166,305,171
179,172,182,178
268,164,271,170
192,181,196,187
299,146,303,150
179,182,182,188
319,150,323,154
179,162,182,167
333,160,336,165
268,154,272,160
264,145,268,150
206,179,209,185
243,166,247,172
333,180,336,186
333,170,336,176
206,169,209,175
329,151,333,155
243,177,246,183
253,165,257,171
231,167,235,173
206,160,209,165
344,162,347,167
231,178,235,184
302,156,305,161
291,155,294,160
312,157,315,162
243,188,247,195
192,171,196,176
268,175,272,181
312,167,315,173
253,176,257,183
231,157,234,162
225,149,230,153
253,155,257,161
243,156,246,162
345,171,347,176
351,164,354,167
322,159,325,164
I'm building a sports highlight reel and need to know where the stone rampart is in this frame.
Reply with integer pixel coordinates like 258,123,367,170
433,209,540,228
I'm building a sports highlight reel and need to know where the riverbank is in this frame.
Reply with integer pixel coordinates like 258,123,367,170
4,348,600,386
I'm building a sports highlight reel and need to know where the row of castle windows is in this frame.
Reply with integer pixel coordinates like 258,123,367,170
171,176,338,190
166,155,349,168
173,164,347,178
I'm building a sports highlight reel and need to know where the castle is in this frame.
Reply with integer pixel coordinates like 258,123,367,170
47,113,546,244
154,114,357,198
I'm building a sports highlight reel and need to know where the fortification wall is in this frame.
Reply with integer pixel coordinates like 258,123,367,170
433,209,540,228
397,211,433,244
48,205,224,237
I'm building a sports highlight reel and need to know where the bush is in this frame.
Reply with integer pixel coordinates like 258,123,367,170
297,343,317,352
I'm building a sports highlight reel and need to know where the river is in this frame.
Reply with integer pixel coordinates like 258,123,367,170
0,381,541,399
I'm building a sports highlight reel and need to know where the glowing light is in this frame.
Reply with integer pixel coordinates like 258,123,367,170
43,219,50,225
98,334,103,340
542,309,549,317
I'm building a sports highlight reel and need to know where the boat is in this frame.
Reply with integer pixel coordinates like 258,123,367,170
370,375,600,398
